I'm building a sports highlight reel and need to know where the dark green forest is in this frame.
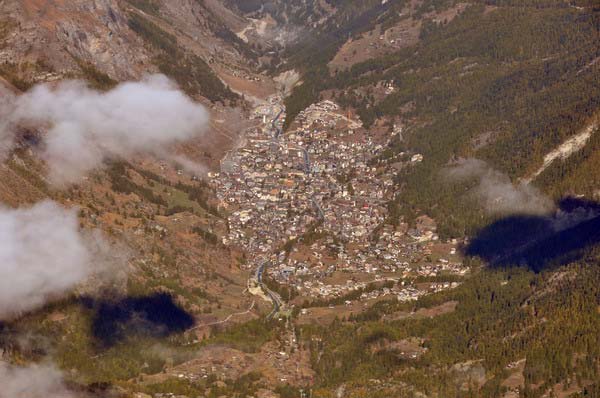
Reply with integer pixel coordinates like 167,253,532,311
277,3,600,395
284,1,599,238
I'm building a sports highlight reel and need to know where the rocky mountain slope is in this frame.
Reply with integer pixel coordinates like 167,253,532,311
0,0,270,101
0,2,274,396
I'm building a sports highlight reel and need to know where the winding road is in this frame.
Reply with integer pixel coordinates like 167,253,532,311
187,301,256,331
256,260,284,319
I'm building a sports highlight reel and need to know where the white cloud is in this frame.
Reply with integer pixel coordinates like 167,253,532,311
445,158,554,215
0,362,75,398
0,74,210,184
0,201,114,320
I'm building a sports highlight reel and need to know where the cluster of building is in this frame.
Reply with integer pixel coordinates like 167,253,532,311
211,96,467,305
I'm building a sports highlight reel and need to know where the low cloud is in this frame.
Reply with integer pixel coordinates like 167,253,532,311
445,158,554,215
0,362,75,398
0,74,210,184
0,201,119,320
169,153,208,176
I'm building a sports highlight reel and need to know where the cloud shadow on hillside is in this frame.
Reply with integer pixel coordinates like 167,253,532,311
82,292,194,348
465,197,600,272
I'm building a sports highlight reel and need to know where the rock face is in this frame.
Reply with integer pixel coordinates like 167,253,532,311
0,0,257,94
0,0,149,80
144,0,254,70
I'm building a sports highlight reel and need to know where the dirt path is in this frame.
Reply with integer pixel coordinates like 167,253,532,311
188,300,255,331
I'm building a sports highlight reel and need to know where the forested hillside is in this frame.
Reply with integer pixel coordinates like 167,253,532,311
299,248,600,397
273,2,600,396
284,0,599,237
